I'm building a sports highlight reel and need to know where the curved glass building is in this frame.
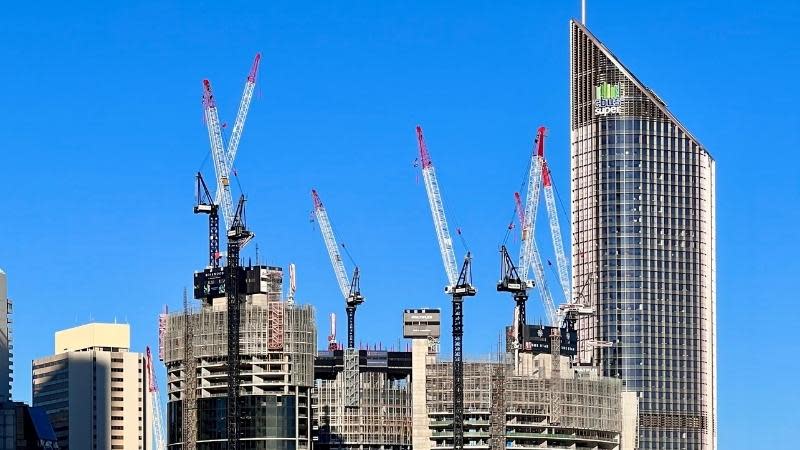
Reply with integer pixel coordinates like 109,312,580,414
569,20,717,450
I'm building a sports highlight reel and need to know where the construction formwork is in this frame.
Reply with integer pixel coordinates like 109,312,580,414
425,356,627,450
164,297,317,449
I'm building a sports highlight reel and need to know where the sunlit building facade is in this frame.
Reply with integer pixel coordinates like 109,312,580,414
569,20,717,450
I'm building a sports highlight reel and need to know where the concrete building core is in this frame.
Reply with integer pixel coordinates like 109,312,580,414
569,19,716,449
32,323,151,450
404,308,440,450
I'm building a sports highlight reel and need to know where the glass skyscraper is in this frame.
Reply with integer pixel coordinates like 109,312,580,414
569,20,717,450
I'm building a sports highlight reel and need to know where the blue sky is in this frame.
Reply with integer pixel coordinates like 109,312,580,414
1,1,798,447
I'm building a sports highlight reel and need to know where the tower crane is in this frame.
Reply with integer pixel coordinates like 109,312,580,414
145,347,166,450
201,53,262,237
311,189,364,349
416,125,476,450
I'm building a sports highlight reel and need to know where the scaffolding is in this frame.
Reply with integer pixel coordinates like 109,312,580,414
488,362,505,450
182,289,197,450
425,357,624,450
164,300,316,449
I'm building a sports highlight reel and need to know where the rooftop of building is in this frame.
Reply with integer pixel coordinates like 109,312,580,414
54,322,130,354
570,18,711,156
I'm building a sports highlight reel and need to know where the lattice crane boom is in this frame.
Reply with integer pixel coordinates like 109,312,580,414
312,189,364,349
312,189,352,300
145,347,166,450
202,79,236,231
214,53,262,219
528,238,559,326
226,53,261,169
518,127,546,284
416,125,458,288
202,53,261,237
514,126,559,327
542,159,572,303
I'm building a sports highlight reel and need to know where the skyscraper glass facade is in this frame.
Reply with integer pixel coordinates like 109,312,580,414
569,20,716,450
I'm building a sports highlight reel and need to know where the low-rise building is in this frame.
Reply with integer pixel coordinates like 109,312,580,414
32,323,151,450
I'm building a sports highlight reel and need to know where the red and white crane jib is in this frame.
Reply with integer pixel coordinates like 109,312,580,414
517,127,546,286
145,346,166,450
202,53,262,234
202,79,234,230
311,189,352,301
542,157,572,304
416,125,458,289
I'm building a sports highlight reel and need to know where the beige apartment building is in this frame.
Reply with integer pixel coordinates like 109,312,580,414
32,323,152,450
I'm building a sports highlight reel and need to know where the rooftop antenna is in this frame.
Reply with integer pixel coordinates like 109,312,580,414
581,0,586,24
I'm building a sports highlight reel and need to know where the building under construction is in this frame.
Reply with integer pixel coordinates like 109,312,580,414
424,355,637,450
405,312,638,450
162,265,317,449
312,348,412,450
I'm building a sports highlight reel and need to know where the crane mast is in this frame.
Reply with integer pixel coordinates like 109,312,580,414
496,245,529,367
226,195,253,450
416,125,476,450
145,347,166,450
194,172,220,268
311,189,364,349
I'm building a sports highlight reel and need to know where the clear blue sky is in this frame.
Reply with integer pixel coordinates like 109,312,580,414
1,1,797,447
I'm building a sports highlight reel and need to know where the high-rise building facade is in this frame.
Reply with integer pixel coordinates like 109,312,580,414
32,323,152,450
569,20,716,450
0,269,14,450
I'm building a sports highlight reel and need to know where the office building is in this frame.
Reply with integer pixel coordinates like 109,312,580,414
32,323,152,450
569,20,717,449
0,269,14,450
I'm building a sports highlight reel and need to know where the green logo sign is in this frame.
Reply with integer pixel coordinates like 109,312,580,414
595,83,622,115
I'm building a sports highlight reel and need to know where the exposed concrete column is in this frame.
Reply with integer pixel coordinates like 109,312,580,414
411,338,432,450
